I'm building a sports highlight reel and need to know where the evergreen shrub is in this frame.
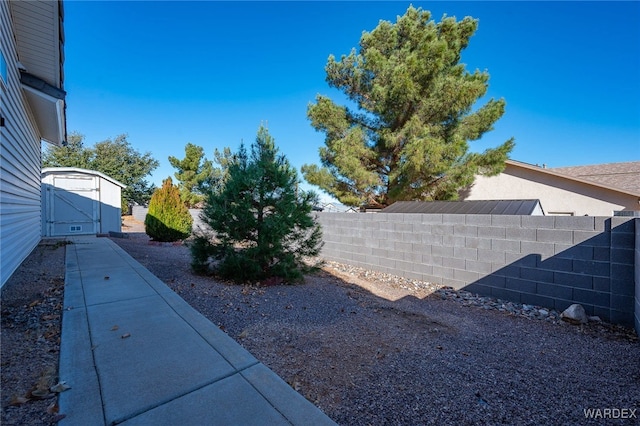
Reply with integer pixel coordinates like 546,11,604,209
145,177,192,242
190,126,323,283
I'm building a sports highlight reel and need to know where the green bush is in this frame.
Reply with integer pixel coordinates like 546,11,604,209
145,177,192,242
189,235,216,274
191,126,323,283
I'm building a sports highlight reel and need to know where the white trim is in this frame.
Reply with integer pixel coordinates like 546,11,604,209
55,98,65,143
21,83,66,145
21,82,61,103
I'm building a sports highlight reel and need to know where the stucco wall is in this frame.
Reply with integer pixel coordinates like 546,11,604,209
465,165,638,216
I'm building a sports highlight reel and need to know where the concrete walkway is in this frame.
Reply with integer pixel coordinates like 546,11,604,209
58,236,336,425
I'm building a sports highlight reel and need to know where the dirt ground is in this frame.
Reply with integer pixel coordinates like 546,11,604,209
1,240,67,425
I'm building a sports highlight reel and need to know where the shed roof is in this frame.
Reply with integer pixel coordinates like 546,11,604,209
382,200,542,215
42,167,126,188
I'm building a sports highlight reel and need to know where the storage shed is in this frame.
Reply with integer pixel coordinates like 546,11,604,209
41,168,125,236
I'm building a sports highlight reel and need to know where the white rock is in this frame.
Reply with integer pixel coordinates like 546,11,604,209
560,304,588,324
538,309,549,317
588,315,602,323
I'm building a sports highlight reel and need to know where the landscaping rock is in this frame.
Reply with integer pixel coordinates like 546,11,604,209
561,304,588,324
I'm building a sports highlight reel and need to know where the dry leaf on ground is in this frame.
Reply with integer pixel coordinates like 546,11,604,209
9,396,30,406
50,382,71,393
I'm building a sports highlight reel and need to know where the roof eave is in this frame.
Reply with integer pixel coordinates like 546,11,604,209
11,0,67,145
21,73,67,146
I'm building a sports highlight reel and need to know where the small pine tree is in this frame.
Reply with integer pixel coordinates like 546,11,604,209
191,126,323,283
145,177,193,242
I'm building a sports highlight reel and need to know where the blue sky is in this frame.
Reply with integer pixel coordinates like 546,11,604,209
63,1,640,200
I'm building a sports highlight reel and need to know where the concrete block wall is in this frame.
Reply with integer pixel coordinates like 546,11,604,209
316,213,637,326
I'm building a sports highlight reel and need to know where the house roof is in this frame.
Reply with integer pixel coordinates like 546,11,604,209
549,162,640,195
382,200,543,215
10,0,66,145
505,160,640,198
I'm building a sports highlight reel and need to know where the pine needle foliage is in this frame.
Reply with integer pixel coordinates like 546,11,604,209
168,143,214,207
145,177,193,242
191,126,323,283
302,6,515,207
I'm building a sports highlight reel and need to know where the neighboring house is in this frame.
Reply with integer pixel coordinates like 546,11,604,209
1,1,66,287
462,160,640,216
316,202,356,213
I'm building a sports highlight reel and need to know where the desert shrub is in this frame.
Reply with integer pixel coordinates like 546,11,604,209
145,177,192,242
190,126,323,283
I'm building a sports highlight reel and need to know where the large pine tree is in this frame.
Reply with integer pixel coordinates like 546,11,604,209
191,126,323,283
168,143,214,207
302,6,514,207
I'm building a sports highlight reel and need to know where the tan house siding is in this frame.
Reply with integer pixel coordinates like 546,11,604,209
464,161,640,216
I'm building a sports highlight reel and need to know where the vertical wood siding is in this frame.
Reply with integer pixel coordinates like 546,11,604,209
1,1,44,287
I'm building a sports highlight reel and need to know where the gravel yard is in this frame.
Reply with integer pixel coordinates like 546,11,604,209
1,216,639,425
111,218,639,425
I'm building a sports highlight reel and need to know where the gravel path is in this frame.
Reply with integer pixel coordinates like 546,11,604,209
109,218,640,425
